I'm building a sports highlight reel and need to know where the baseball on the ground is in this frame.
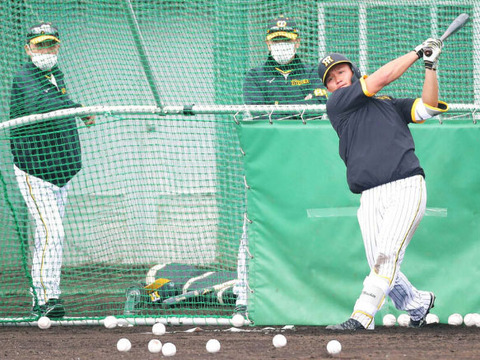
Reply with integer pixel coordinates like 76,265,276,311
382,314,396,327
103,315,117,329
397,313,410,327
232,314,245,327
272,334,287,348
463,313,476,327
37,316,51,329
148,339,162,353
326,339,342,355
162,342,176,357
152,322,166,335
206,339,221,353
426,313,440,324
473,313,480,327
448,313,463,326
116,338,131,352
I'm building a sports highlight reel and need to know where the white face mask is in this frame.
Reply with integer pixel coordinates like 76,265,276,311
31,53,58,71
270,42,296,65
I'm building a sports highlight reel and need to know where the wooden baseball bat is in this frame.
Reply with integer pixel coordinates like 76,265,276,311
424,13,469,56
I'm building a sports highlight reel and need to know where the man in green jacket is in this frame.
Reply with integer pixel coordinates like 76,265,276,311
243,15,328,120
234,16,328,317
9,22,95,318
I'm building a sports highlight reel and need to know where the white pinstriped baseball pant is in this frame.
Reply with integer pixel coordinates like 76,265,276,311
14,165,69,306
354,174,432,325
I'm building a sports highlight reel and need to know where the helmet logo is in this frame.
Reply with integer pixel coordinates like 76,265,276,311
277,20,287,28
321,56,334,67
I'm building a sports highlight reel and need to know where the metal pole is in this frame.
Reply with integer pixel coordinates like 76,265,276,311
124,0,164,109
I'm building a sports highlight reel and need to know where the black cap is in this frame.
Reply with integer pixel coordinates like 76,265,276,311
26,22,60,44
266,15,299,41
318,53,361,85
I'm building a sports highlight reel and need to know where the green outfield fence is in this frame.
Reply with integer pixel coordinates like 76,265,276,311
0,0,479,325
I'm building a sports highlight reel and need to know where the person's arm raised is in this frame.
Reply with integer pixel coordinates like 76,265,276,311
363,51,419,95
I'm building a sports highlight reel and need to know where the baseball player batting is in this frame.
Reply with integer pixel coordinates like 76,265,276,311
318,37,448,330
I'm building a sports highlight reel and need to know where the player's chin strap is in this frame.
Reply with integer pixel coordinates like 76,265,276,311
350,64,362,83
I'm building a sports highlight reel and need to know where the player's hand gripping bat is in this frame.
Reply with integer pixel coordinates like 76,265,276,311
424,13,469,56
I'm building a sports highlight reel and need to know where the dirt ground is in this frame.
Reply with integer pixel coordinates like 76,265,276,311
0,323,479,360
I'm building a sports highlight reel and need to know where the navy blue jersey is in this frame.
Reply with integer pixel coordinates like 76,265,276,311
326,78,424,194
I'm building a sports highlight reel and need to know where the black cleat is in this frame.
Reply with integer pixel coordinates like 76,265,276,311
326,318,365,331
31,298,66,319
409,292,435,328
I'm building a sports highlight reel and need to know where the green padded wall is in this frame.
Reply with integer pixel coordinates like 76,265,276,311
237,120,480,325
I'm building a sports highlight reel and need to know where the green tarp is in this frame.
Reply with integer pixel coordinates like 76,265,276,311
237,120,480,325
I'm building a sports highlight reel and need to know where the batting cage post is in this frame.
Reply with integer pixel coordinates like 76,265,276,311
124,0,164,110
474,4,480,123
358,3,368,74
317,3,326,59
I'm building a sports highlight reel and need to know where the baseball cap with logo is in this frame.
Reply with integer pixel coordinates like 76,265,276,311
318,53,362,86
266,15,299,41
26,22,60,44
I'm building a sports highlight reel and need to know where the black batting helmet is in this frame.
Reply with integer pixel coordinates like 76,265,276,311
318,53,361,86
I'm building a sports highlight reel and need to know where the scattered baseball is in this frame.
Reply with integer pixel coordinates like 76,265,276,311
463,313,476,327
397,313,410,327
37,316,51,329
148,339,162,353
382,314,396,327
326,339,342,355
206,339,221,353
448,313,463,326
162,342,177,357
116,338,131,352
272,334,287,348
426,313,440,324
232,314,245,327
103,315,117,329
473,313,480,327
152,322,166,336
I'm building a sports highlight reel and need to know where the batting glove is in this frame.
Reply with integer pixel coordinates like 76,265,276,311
414,41,427,58
423,38,443,70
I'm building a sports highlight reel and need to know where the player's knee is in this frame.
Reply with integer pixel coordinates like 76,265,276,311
373,253,393,272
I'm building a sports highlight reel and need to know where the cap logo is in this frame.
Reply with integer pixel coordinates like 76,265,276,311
277,20,287,28
34,24,54,35
321,56,334,67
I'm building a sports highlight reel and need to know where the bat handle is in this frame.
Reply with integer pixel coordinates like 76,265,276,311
424,48,433,57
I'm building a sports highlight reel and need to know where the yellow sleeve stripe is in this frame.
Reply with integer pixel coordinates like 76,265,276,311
411,98,423,123
411,99,450,123
360,76,375,97
427,100,449,112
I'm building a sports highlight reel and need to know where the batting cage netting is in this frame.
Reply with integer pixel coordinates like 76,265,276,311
0,0,478,325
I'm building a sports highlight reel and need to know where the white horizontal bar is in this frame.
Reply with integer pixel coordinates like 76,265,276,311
0,316,251,327
325,0,477,6
307,207,447,218
1,103,477,131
